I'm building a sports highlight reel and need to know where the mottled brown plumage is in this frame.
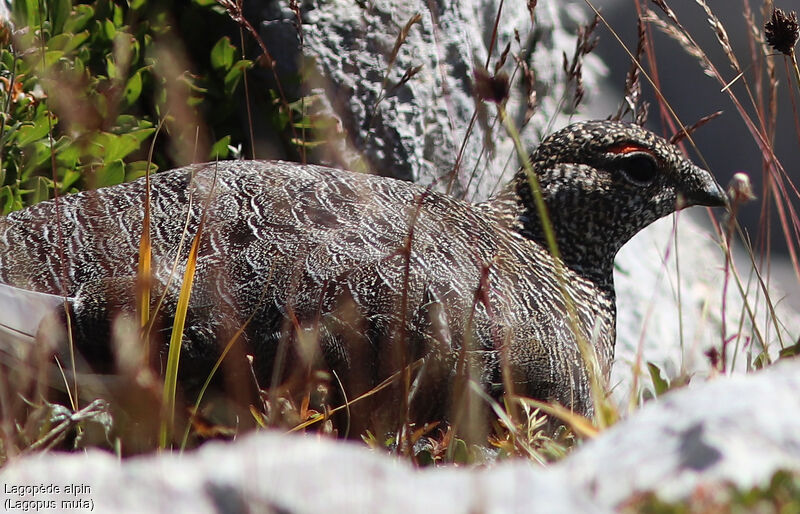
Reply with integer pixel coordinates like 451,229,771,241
0,121,726,425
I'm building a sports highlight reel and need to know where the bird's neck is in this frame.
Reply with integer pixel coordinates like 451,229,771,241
485,174,620,294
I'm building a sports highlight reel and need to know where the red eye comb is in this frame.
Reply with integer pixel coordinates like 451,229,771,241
608,143,652,155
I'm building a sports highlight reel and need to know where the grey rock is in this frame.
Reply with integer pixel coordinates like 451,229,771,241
559,358,800,506
259,0,605,198
4,359,800,512
613,214,800,402
0,433,587,513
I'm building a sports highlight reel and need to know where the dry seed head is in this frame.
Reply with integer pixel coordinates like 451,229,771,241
765,8,799,56
669,110,723,145
727,172,756,204
474,68,510,104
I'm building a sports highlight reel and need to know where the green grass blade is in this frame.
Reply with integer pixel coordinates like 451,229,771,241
159,166,218,449
158,219,203,449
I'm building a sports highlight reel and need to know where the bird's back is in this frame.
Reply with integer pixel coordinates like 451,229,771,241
0,160,611,418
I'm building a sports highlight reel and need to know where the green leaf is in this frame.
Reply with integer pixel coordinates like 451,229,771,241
1,49,15,69
0,185,21,214
451,438,469,464
210,36,236,72
129,38,141,65
209,136,231,159
13,0,40,29
103,19,116,41
115,114,136,127
125,160,158,181
55,143,80,168
290,138,328,149
63,4,94,33
123,72,143,105
62,31,90,54
15,123,50,146
95,132,141,162
270,90,290,130
42,50,65,68
51,0,72,35
71,56,85,76
46,31,89,53
112,3,124,27
93,90,109,119
223,59,252,96
647,362,670,396
753,351,770,370
95,159,125,188
292,119,315,130
46,33,71,51
0,186,10,214
21,141,54,178
77,46,90,65
178,72,207,94
31,176,51,204
288,95,320,114
779,340,800,359
127,127,155,145
106,55,118,80
59,169,81,192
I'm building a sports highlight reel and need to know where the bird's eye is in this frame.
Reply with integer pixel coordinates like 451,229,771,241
619,153,659,186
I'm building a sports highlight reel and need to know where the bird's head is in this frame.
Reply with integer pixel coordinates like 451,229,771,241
513,120,727,285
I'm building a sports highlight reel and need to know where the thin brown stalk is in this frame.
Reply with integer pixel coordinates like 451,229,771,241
446,261,490,462
614,15,647,123
395,190,430,456
694,0,740,70
792,51,800,94
445,110,480,196
287,359,424,433
445,0,513,195
367,13,423,135
742,1,766,130
179,284,269,452
669,111,723,145
721,212,735,373
485,0,505,70
289,0,305,163
645,3,800,271
238,22,256,160
34,0,77,410
597,2,798,351
216,0,300,150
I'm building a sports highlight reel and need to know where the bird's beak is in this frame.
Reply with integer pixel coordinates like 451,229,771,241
685,167,728,208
